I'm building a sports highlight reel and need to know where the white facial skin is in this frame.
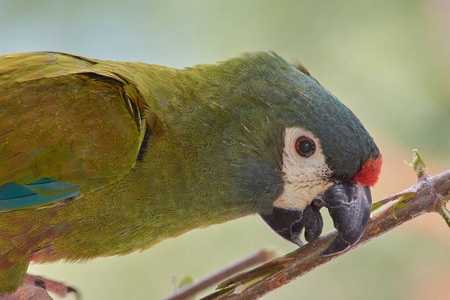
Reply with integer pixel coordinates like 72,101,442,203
273,127,332,210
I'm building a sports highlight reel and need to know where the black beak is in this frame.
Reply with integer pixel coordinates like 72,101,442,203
260,206,305,246
321,184,372,255
260,200,324,247
260,184,371,256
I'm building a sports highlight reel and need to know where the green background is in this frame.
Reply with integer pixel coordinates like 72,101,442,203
1,1,449,299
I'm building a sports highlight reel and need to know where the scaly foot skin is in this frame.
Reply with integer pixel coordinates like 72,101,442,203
0,281,52,300
0,274,79,300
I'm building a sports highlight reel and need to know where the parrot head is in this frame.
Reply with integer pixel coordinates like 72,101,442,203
219,52,381,255
259,125,381,255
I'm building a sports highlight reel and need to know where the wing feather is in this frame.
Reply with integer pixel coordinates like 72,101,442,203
0,52,146,210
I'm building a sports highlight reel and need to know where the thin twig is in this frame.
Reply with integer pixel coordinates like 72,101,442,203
164,249,275,300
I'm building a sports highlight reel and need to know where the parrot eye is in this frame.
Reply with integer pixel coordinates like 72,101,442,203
295,136,315,157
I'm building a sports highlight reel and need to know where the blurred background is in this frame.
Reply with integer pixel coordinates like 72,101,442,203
1,0,450,299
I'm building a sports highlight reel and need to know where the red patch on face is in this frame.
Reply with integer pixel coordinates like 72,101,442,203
352,155,382,187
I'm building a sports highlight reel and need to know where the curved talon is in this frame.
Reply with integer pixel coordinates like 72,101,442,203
321,184,372,255
33,278,47,290
67,286,82,300
24,274,80,298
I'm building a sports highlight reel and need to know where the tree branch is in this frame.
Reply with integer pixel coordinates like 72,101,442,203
164,250,274,300
201,151,450,300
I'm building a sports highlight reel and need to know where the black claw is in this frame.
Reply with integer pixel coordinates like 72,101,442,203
67,286,82,300
33,279,47,290
322,184,372,256
303,204,323,242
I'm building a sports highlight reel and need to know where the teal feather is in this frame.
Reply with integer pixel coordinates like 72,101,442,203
0,178,79,211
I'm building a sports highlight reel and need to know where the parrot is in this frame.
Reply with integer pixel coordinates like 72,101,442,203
0,51,382,297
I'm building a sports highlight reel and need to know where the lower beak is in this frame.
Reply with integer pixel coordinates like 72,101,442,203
260,184,372,256
260,199,324,247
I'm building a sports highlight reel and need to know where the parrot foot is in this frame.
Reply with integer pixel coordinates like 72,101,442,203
1,274,79,300
24,274,79,298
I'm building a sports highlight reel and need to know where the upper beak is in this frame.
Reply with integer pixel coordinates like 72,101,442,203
321,183,372,255
260,183,372,256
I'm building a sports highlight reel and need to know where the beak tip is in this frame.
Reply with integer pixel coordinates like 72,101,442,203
321,235,351,256
321,184,372,256
293,236,304,247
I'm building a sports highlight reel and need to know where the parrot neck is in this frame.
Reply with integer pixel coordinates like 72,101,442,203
72,60,284,253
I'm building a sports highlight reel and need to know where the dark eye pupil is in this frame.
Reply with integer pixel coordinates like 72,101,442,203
295,136,315,157
300,140,312,153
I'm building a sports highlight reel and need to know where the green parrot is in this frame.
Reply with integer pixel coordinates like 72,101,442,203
0,51,381,296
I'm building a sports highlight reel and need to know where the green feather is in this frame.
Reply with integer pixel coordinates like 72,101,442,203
0,51,379,293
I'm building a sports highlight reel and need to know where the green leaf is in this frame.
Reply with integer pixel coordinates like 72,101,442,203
371,192,415,219
371,202,383,212
405,149,428,179
395,193,415,206
391,193,415,220
392,207,398,220
395,201,407,208
438,197,450,228
178,275,195,289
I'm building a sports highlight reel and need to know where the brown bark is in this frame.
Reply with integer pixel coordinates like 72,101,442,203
198,156,450,300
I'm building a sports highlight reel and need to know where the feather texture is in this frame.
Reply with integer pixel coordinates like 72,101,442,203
0,52,150,209
0,51,380,293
